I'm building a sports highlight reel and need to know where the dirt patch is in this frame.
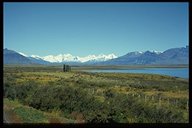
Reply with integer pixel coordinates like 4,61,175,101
71,112,85,123
4,109,22,123
48,117,61,123
4,103,22,123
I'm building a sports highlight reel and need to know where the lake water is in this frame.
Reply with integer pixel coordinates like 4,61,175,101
84,68,189,79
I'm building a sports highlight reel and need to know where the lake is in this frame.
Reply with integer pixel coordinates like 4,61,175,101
84,68,189,79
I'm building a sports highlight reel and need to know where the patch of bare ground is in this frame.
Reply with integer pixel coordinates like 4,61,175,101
71,112,85,123
4,109,22,123
48,117,61,123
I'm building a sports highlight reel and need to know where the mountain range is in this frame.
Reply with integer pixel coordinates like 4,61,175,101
3,46,189,65
3,48,117,65
99,46,188,65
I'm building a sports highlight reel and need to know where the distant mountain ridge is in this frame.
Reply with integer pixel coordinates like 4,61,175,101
37,53,117,63
98,46,188,65
3,46,188,65
3,48,32,64
3,49,118,64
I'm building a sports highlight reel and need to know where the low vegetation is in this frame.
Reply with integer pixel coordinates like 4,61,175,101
3,98,75,123
3,65,189,123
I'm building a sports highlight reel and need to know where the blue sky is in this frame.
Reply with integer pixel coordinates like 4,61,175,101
4,2,188,56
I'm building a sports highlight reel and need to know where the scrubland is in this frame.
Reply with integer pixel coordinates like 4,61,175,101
3,66,189,123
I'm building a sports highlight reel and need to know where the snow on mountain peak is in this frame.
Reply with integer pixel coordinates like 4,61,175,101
37,53,118,63
15,51,118,63
138,51,143,54
30,55,42,60
150,50,162,54
81,53,117,62
18,52,28,57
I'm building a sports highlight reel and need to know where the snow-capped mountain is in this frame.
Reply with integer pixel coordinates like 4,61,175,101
18,52,29,57
3,46,188,65
149,50,162,54
4,49,118,64
30,55,42,59
78,54,117,63
4,49,32,64
42,54,80,63
31,53,117,63
99,46,188,65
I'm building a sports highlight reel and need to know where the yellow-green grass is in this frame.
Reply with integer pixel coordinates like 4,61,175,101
3,66,189,123
4,98,75,123
4,68,188,100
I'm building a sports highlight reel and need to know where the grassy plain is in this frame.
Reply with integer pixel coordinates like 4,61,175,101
4,98,75,123
3,65,189,123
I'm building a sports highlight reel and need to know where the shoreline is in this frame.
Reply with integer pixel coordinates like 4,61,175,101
71,65,189,70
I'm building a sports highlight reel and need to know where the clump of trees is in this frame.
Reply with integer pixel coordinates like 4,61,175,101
63,64,71,72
